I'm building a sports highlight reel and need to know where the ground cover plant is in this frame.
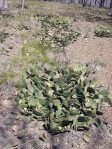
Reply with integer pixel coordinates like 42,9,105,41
33,13,80,64
35,13,80,50
16,65,109,133
0,11,14,19
94,26,112,38
0,30,9,43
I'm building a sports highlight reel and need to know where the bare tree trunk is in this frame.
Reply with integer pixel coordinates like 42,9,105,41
82,0,86,7
99,0,105,7
89,0,91,6
22,0,25,11
0,0,3,9
4,0,8,9
110,0,112,8
110,0,112,15
0,0,8,10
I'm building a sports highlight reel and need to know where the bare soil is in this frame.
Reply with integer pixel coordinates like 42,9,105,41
67,21,112,91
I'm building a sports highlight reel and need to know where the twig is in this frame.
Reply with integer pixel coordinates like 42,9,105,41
63,47,70,65
107,74,112,90
11,139,36,149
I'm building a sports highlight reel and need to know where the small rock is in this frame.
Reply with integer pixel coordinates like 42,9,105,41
22,116,31,124
39,135,46,142
15,115,20,120
46,144,51,149
2,99,12,108
102,124,107,130
64,141,68,145
9,46,13,49
55,138,59,143
5,118,13,125
108,133,112,138
109,128,112,134
11,138,20,147
52,144,61,149
17,129,27,139
12,125,18,132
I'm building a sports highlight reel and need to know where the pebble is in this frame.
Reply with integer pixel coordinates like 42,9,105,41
46,144,51,149
12,125,18,132
55,138,59,143
15,115,20,120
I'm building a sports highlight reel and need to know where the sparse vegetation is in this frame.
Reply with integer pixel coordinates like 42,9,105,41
0,71,16,85
0,31,9,43
95,26,112,37
0,1,112,148
36,14,80,50
0,48,9,55
18,23,30,30
10,14,80,80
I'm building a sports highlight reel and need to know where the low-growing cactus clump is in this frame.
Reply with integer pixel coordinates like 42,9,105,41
16,65,109,133
94,27,112,38
36,14,80,50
